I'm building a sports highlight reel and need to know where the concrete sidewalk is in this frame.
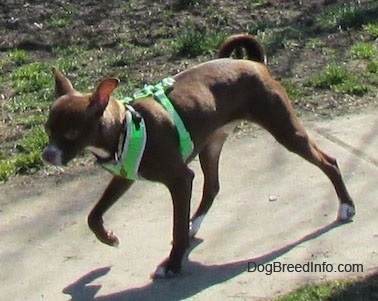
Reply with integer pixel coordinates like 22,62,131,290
0,112,377,300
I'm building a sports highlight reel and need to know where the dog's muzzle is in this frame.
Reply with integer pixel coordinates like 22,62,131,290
42,145,63,166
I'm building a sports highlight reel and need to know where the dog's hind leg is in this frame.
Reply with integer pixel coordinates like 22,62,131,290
264,115,355,222
189,128,230,238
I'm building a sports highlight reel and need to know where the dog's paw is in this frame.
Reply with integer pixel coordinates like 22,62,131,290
188,221,197,238
150,266,177,279
97,230,120,247
337,203,356,222
189,215,205,238
150,260,181,280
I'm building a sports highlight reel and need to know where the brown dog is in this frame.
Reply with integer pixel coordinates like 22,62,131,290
43,34,355,278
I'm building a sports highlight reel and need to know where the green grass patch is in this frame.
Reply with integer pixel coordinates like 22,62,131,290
247,19,277,35
106,52,131,68
367,60,378,73
256,26,305,56
13,151,44,175
11,115,47,128
1,61,53,181
275,279,352,301
315,2,378,32
332,80,370,96
0,161,17,182
281,79,306,101
363,23,378,38
172,0,208,9
173,21,228,58
8,49,28,65
11,62,51,94
275,274,378,301
305,38,326,49
0,126,47,181
349,42,376,60
56,56,80,74
123,42,170,63
306,63,370,96
248,0,270,9
0,152,44,181
49,16,71,28
5,92,52,113
307,63,349,89
16,125,47,153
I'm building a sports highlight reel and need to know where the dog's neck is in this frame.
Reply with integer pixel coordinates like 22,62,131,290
89,97,127,160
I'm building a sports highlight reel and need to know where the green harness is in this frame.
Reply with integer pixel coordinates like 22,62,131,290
101,77,194,180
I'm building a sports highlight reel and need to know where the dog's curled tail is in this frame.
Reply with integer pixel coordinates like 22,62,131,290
218,34,267,64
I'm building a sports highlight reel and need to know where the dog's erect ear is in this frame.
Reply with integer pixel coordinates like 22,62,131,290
90,78,120,113
52,67,74,97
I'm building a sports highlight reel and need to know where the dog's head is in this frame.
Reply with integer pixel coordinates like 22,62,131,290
42,68,119,165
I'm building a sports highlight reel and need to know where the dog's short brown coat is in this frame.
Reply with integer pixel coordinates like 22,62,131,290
43,34,355,278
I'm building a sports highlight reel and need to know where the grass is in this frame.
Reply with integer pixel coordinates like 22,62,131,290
1,0,378,185
281,78,307,101
173,21,228,58
11,62,51,95
8,49,28,65
306,20,378,97
275,273,378,301
275,279,352,301
248,0,270,9
348,42,376,60
49,16,71,28
172,0,208,9
306,63,370,96
363,23,378,38
0,125,47,181
315,1,378,32
367,60,378,73
1,61,55,182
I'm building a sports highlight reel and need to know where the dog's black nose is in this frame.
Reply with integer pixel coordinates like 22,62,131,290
42,148,55,164
42,146,62,166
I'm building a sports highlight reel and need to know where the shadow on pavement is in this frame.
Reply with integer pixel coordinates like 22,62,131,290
63,220,345,300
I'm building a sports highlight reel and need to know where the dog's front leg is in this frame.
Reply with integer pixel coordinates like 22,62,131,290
88,176,134,246
152,167,194,278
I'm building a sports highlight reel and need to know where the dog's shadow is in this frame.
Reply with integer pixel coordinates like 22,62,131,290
63,220,345,301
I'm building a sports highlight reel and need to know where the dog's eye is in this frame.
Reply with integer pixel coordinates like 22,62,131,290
64,129,79,140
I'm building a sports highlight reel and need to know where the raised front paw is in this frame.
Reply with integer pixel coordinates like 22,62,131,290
150,258,182,279
96,230,120,247
88,215,120,247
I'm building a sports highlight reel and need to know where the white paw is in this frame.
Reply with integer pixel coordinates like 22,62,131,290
189,215,205,237
150,265,177,279
151,266,166,279
337,203,356,222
